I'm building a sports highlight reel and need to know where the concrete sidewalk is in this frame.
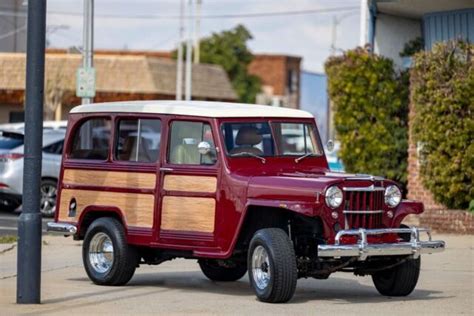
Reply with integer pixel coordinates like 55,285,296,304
0,234,472,315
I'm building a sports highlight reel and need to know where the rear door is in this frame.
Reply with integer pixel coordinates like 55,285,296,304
158,118,219,248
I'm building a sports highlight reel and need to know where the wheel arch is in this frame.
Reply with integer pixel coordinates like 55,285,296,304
77,207,126,240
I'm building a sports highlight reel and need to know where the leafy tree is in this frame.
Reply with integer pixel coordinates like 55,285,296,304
411,41,473,209
325,48,409,190
175,25,261,103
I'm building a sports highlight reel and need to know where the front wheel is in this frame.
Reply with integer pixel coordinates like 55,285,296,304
248,228,297,303
198,259,247,281
372,257,421,296
83,217,138,286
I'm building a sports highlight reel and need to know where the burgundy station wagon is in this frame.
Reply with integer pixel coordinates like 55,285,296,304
48,101,445,303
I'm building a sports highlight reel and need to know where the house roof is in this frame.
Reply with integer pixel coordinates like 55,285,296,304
0,53,237,101
71,100,314,118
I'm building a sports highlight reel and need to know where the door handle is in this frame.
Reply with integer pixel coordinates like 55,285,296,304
159,167,174,172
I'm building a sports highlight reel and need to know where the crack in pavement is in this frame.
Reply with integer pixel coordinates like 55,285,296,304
0,243,16,255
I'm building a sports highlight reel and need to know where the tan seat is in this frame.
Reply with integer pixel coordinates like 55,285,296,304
230,126,263,155
170,143,200,164
119,136,153,162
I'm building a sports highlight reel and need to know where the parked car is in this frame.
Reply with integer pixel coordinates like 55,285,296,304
0,120,68,131
0,129,65,216
47,101,445,303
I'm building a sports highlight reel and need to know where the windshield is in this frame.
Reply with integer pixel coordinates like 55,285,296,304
221,121,322,157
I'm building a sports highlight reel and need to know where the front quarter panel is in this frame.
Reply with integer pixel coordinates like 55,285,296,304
391,200,424,227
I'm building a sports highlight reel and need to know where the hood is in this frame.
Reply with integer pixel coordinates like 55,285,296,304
247,171,389,203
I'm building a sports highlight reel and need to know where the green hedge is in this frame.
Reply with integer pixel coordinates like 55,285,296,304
411,41,473,210
325,48,409,190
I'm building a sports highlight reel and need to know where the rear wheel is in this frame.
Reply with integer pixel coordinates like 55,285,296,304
83,217,138,286
248,228,297,303
40,179,57,217
198,259,247,281
372,257,421,296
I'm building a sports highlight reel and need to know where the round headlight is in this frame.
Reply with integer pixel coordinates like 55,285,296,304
385,185,401,207
325,186,343,209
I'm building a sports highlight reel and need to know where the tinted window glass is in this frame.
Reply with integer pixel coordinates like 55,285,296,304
168,121,216,165
70,118,111,160
43,140,64,155
115,119,161,163
0,132,23,149
221,122,274,156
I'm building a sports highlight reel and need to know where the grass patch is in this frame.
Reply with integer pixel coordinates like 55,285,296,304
0,235,17,244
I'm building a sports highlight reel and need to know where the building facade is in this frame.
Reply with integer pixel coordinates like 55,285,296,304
0,52,237,123
248,54,301,109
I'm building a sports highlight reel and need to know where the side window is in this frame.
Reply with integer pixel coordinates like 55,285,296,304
168,121,216,165
69,118,111,160
115,119,161,163
43,140,64,155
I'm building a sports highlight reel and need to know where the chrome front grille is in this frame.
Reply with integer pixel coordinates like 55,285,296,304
343,187,385,229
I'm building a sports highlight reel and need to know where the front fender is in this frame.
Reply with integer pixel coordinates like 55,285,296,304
392,200,424,227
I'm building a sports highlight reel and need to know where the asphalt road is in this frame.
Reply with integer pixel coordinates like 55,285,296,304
0,210,51,236
0,234,472,315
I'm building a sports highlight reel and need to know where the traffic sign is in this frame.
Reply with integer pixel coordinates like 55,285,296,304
76,67,96,98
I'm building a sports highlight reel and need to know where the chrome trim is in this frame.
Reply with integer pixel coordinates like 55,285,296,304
159,167,174,172
46,222,77,235
318,227,445,261
343,210,384,214
342,185,385,192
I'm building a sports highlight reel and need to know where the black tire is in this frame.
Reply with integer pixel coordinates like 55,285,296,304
372,257,421,296
198,259,247,282
248,228,297,303
82,217,138,286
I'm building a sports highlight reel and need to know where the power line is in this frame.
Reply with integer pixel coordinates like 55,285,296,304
0,6,359,20
0,24,26,40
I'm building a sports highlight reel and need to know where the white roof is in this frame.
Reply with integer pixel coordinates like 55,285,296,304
70,101,314,118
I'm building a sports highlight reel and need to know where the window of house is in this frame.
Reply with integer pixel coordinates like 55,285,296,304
69,118,111,160
115,119,161,163
168,121,216,165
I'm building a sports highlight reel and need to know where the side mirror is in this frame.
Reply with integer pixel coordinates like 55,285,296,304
326,139,334,153
197,141,212,155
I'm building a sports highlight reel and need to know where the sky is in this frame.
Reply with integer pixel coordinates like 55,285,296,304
45,0,362,73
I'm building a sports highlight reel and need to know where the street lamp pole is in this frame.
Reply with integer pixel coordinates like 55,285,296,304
82,0,94,105
176,0,184,100
17,0,47,304
185,0,193,101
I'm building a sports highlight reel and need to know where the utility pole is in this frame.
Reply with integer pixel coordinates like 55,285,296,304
185,0,193,101
176,0,184,100
17,0,46,304
193,0,202,64
359,0,368,46
77,0,95,104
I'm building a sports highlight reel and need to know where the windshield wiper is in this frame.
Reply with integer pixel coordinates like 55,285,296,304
295,153,315,163
231,151,266,164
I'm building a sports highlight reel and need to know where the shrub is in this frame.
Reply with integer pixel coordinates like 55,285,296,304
325,48,409,190
411,41,473,209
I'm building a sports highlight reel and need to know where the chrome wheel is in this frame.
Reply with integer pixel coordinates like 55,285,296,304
40,181,57,217
251,245,271,290
88,232,114,274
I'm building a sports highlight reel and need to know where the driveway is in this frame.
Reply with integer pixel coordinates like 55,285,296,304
0,234,472,315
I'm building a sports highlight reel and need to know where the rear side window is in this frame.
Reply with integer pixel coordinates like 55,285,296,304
43,140,64,155
0,132,24,149
69,118,111,160
115,119,161,163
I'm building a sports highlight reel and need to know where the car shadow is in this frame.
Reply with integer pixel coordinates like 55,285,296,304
64,270,450,305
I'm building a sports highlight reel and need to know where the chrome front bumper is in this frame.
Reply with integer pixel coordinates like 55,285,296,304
47,222,77,235
318,227,445,261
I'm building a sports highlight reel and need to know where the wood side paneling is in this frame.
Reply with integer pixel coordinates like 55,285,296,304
63,169,156,189
59,189,155,228
163,175,217,193
161,196,215,233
